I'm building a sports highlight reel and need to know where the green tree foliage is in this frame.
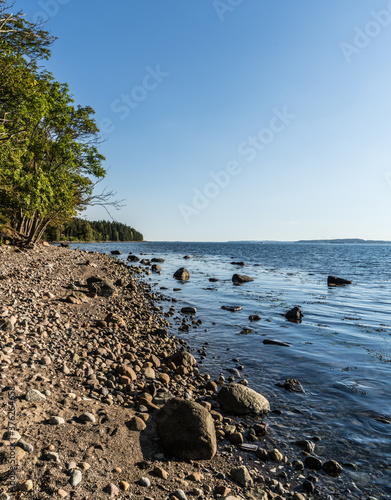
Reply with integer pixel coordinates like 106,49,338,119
0,1,127,245
45,218,143,242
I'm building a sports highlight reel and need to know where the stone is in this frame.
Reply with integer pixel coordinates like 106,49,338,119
79,412,96,423
0,318,13,333
119,481,130,491
304,455,323,470
249,315,261,321
168,350,197,368
153,466,168,479
174,490,188,500
221,305,242,312
49,416,65,425
181,307,197,314
103,483,120,497
156,398,217,460
263,339,291,347
3,429,21,441
127,255,140,262
111,250,122,255
151,258,165,262
86,276,117,297
139,477,151,487
143,367,156,379
16,439,34,453
328,275,352,286
151,264,162,272
46,451,60,462
285,306,303,323
283,379,304,393
322,460,343,476
69,469,82,487
18,480,33,492
104,313,126,328
268,449,283,462
128,417,146,431
58,490,68,498
231,261,246,266
173,267,190,281
230,465,253,487
26,389,46,402
232,274,254,283
295,440,315,453
116,364,137,381
216,383,270,415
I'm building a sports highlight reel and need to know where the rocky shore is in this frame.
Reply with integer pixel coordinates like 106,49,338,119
0,245,363,499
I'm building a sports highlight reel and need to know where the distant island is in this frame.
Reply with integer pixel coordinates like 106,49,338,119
295,238,391,244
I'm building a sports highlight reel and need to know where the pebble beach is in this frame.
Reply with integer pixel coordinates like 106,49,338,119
0,244,377,500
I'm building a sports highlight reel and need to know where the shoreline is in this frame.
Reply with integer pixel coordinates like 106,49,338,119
0,244,368,499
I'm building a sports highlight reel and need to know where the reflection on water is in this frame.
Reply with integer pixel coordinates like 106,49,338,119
72,241,391,497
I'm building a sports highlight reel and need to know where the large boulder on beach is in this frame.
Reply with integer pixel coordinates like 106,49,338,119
328,275,352,286
156,398,216,460
232,274,254,283
216,383,270,415
86,276,116,297
173,268,190,281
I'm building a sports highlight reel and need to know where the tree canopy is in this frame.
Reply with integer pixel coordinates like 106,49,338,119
0,1,136,244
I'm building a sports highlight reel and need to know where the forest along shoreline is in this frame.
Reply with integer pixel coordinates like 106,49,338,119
0,244,368,500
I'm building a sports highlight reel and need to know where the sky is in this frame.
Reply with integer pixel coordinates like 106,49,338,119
11,0,391,241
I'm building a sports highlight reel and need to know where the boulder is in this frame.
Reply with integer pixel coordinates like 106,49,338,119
183,255,191,259
231,262,246,266
328,275,352,286
151,264,162,273
285,306,303,323
104,313,126,328
221,306,242,312
86,276,116,297
127,255,140,262
174,268,190,281
168,350,197,368
110,250,122,255
151,258,165,263
156,398,217,460
216,383,270,415
232,274,254,283
249,314,261,321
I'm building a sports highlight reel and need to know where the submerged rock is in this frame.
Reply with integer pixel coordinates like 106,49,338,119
328,275,352,286
285,306,303,323
221,306,242,312
232,274,254,283
173,268,190,281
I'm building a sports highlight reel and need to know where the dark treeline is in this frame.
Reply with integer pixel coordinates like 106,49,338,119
44,218,143,242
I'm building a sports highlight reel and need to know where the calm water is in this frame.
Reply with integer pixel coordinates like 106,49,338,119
71,241,391,498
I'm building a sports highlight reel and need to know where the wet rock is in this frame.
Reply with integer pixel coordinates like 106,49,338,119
263,339,291,347
221,306,242,312
322,459,343,476
173,268,190,281
302,479,315,493
232,274,254,283
294,440,315,453
249,314,261,321
328,275,352,286
181,306,197,314
230,465,253,487
231,262,246,266
268,449,283,462
127,255,140,262
285,306,303,323
151,258,165,263
110,250,122,255
151,264,162,273
209,277,219,282
282,379,304,393
156,398,217,460
304,455,323,470
216,383,270,415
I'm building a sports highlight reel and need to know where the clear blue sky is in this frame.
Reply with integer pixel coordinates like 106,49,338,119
13,0,391,241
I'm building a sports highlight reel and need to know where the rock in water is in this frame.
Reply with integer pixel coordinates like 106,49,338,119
285,306,303,323
328,275,352,286
173,267,190,281
216,383,270,415
156,398,217,460
232,274,254,283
